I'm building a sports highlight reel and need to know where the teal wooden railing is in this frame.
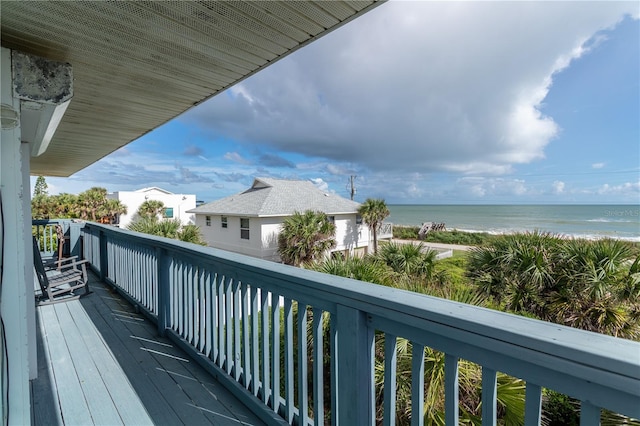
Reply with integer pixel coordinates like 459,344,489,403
47,220,640,425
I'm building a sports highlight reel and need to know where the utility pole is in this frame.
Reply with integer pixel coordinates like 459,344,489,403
348,175,357,200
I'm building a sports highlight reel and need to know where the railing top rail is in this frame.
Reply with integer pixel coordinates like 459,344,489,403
80,221,640,386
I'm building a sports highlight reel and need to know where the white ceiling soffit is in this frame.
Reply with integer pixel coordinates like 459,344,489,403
0,1,381,177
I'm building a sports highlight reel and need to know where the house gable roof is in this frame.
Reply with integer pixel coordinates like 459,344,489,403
134,187,175,195
189,177,361,217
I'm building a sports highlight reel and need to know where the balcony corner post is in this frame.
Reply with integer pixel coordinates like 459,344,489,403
156,248,170,337
335,304,375,425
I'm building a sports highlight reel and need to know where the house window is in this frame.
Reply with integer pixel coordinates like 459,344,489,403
163,207,174,218
240,218,250,240
221,216,228,228
328,216,335,224
356,215,363,225
205,216,211,226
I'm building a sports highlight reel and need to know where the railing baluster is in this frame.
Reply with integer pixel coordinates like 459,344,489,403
383,334,398,426
156,248,169,336
211,273,219,363
284,298,294,424
225,277,233,375
580,401,600,426
251,286,260,397
171,260,178,331
242,282,250,389
298,303,308,426
330,314,338,426
204,270,212,358
218,274,225,368
445,354,459,426
176,260,184,335
411,342,425,426
313,308,324,426
261,290,270,405
524,383,542,426
233,280,241,381
187,263,194,344
271,293,281,414
481,367,497,426
199,268,206,353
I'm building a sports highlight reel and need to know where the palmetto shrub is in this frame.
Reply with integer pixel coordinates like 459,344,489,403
467,232,640,339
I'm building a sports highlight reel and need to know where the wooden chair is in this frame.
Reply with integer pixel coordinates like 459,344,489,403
33,236,90,305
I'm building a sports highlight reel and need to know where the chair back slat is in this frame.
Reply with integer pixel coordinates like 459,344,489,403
32,236,50,294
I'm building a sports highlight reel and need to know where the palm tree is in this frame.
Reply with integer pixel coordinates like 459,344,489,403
177,224,206,245
127,217,180,238
127,217,206,245
76,187,109,221
467,232,640,339
358,198,390,255
136,200,165,220
278,210,337,266
377,241,437,279
102,198,127,224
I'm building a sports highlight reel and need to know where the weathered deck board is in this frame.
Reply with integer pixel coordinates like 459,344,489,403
32,272,266,426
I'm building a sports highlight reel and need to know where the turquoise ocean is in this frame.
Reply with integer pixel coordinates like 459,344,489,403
387,205,640,242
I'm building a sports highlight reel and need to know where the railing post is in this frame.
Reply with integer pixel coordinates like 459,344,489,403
156,248,170,337
99,229,108,282
68,222,82,258
336,304,374,426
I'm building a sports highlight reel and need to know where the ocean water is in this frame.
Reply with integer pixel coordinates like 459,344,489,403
387,205,640,242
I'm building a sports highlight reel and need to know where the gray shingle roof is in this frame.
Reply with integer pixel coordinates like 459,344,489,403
188,177,361,217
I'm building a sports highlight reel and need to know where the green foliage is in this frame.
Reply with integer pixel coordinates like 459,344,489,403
424,230,495,245
31,187,126,223
278,210,337,266
543,390,579,426
358,198,390,254
393,225,420,239
393,226,495,245
467,232,640,339
127,217,205,245
377,242,437,279
137,200,165,220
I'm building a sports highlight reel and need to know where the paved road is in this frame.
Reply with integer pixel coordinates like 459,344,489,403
390,239,474,252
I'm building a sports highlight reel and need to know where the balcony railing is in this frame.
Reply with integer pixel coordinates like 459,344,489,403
33,220,640,425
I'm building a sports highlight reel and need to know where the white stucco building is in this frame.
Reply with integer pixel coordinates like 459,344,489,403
188,177,370,261
107,187,196,228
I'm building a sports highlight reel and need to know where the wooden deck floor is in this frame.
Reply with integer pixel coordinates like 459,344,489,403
31,272,266,426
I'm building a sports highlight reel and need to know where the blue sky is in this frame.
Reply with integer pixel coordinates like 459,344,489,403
35,2,639,205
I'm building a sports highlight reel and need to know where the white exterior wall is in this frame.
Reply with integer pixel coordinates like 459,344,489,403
195,212,370,262
108,188,196,228
196,214,266,258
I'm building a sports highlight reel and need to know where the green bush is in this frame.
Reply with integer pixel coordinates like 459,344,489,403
393,226,495,246
393,225,420,239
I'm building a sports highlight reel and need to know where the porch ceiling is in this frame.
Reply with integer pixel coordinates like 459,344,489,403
0,1,381,177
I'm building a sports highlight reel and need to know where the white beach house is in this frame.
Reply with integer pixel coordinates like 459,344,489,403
189,177,370,261
107,187,196,228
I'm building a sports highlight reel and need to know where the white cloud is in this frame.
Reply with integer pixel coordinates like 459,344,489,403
456,177,530,198
597,181,640,196
552,180,565,194
182,2,635,177
592,162,606,169
311,178,330,192
224,152,251,165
